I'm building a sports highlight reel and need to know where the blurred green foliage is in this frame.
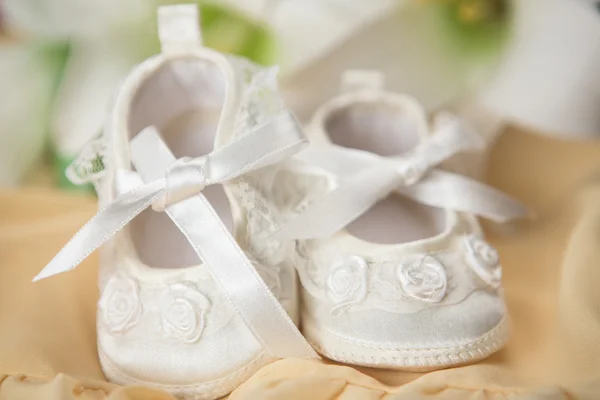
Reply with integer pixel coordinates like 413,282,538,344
436,0,512,57
132,1,277,65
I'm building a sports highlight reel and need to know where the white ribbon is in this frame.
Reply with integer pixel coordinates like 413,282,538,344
34,110,318,359
277,114,529,240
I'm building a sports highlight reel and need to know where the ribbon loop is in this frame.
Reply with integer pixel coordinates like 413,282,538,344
153,156,207,212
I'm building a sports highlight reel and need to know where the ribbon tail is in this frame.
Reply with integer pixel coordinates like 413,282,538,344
165,194,318,358
33,182,164,282
399,170,530,223
295,144,374,177
276,165,399,240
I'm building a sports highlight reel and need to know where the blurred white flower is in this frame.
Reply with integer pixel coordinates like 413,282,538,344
1,0,152,186
0,43,66,184
2,0,147,39
481,0,600,138
0,0,279,186
2,0,599,186
281,0,510,120
282,0,600,139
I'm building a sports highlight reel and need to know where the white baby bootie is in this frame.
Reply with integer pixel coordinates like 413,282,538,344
275,71,528,370
35,5,317,399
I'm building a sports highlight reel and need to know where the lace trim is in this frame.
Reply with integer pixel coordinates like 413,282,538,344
65,138,108,185
297,234,501,314
234,177,288,266
229,56,284,141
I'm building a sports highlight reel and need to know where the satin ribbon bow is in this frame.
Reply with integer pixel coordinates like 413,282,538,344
277,114,529,240
34,110,318,359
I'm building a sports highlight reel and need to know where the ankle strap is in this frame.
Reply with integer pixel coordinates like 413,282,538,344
158,5,203,53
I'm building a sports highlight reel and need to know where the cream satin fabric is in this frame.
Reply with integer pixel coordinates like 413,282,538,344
2,127,600,399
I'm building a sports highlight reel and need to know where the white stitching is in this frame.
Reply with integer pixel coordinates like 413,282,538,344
303,316,509,368
98,347,268,399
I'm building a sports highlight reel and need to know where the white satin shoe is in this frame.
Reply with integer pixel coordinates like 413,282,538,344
275,71,528,370
34,5,317,399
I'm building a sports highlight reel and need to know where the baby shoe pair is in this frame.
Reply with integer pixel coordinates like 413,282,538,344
35,5,528,400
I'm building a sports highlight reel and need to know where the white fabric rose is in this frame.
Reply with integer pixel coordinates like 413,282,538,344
397,255,447,303
99,273,142,334
327,255,368,313
464,235,502,288
160,282,210,344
